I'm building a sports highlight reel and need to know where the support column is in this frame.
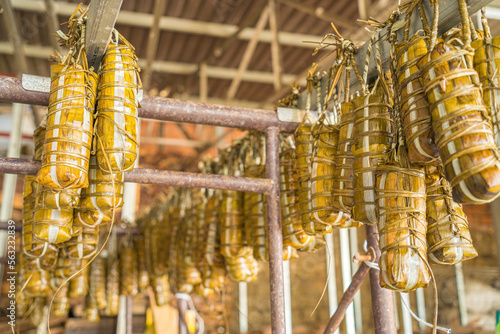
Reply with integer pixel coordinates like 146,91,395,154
339,228,355,334
178,298,189,334
325,231,339,334
283,260,292,333
365,225,397,334
239,282,249,333
265,126,286,334
0,103,24,283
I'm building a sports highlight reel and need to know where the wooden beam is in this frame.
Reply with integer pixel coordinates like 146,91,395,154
142,0,168,89
85,0,123,70
357,0,370,20
199,62,208,103
0,0,29,75
269,0,283,91
277,0,357,29
0,42,299,85
227,6,270,100
13,0,321,48
140,137,204,148
43,0,62,52
0,0,40,126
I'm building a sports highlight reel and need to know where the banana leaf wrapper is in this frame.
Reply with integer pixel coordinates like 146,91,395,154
151,274,170,307
167,203,181,287
295,121,323,234
376,166,430,291
352,93,393,224
198,193,226,295
167,206,181,289
66,222,99,259
134,235,150,292
96,42,140,172
51,284,70,318
120,240,139,296
332,102,363,228
35,186,80,209
85,294,100,323
425,165,478,264
16,266,30,317
176,204,202,293
225,253,259,283
79,155,124,211
310,116,351,231
280,147,314,248
395,35,440,164
472,35,500,149
36,64,98,189
418,42,500,204
51,251,81,289
33,207,74,243
22,254,51,297
22,177,58,265
103,256,120,316
245,164,268,261
69,260,89,298
89,256,108,310
219,190,249,259
297,235,325,252
29,297,47,326
73,208,112,228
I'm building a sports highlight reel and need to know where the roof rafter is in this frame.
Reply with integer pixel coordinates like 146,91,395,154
0,42,302,86
12,0,322,48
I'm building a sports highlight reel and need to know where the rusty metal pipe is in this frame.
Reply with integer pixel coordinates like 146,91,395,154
265,126,286,334
323,262,371,334
0,75,298,133
366,224,397,334
0,158,273,193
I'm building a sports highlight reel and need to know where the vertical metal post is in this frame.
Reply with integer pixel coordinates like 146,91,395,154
265,126,286,334
0,103,24,282
239,282,249,333
283,260,293,334
325,232,338,319
178,298,189,334
117,126,139,334
365,225,397,334
415,289,427,334
339,228,356,334
455,262,469,326
400,293,413,334
116,295,128,334
349,228,362,333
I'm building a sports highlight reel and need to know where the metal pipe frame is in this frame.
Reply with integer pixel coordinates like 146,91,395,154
0,76,398,334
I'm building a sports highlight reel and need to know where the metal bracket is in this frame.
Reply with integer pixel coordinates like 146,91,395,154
21,73,143,102
277,107,318,123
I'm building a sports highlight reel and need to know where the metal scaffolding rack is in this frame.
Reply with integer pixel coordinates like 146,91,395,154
0,0,493,333
0,74,396,334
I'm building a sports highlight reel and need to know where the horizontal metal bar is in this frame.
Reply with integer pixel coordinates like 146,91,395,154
0,158,274,194
0,75,298,132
